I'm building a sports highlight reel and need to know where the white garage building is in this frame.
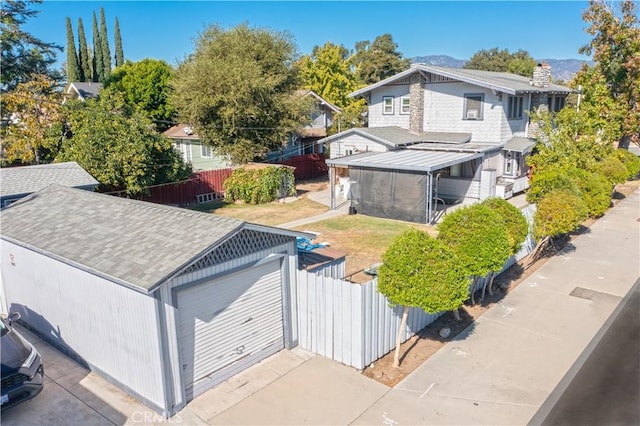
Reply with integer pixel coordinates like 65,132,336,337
0,185,308,416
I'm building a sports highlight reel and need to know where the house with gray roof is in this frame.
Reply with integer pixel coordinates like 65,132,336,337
0,161,99,208
0,185,310,416
65,82,103,101
321,63,575,223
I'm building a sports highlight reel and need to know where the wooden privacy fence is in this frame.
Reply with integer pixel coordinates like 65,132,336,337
278,154,328,180
296,204,537,370
105,169,232,206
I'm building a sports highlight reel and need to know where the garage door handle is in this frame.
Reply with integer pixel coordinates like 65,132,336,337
234,345,245,355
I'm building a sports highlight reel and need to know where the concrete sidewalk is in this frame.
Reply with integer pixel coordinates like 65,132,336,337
353,188,640,425
278,189,349,229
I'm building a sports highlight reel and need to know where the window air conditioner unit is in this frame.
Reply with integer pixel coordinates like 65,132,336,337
466,110,479,119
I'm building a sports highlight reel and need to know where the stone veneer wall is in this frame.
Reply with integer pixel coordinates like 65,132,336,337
409,73,425,134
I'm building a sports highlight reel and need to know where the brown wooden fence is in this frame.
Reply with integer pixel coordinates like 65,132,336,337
105,169,232,206
277,153,327,180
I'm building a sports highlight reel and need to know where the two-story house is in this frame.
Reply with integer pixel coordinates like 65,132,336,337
162,124,232,171
266,90,341,161
321,63,574,223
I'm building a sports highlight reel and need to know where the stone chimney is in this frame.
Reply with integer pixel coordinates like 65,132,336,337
530,62,552,88
409,73,425,134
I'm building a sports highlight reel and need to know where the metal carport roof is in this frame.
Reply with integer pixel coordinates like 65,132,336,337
326,149,483,172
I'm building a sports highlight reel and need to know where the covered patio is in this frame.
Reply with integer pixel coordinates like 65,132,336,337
326,149,484,224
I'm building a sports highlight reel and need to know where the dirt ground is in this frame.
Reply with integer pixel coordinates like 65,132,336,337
362,180,640,387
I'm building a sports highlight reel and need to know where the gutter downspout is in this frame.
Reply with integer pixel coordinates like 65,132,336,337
427,171,433,224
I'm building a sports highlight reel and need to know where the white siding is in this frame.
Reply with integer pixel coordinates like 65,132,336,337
158,241,298,412
368,85,411,128
437,177,481,200
0,241,166,410
328,134,391,159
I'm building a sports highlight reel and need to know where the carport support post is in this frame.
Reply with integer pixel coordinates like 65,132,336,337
427,171,433,224
329,166,336,210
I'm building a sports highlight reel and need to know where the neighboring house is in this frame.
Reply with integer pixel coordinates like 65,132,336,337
65,82,103,101
162,124,232,171
267,90,341,161
321,63,574,223
0,185,311,416
0,161,99,208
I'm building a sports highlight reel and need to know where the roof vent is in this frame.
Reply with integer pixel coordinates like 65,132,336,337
183,126,194,135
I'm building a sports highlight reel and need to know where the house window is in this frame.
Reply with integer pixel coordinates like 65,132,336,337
174,140,192,163
548,96,566,112
383,96,394,115
449,163,461,177
464,94,484,120
508,96,524,119
400,96,410,114
201,144,212,158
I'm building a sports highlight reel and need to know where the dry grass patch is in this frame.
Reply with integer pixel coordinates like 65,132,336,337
190,197,328,226
294,215,436,282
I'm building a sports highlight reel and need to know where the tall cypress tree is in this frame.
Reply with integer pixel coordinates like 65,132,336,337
65,17,80,82
99,8,111,78
92,11,103,82
114,17,124,67
77,18,90,82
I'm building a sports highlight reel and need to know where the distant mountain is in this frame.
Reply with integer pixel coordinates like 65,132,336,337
410,55,592,82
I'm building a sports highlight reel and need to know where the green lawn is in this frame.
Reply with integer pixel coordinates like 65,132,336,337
189,197,329,226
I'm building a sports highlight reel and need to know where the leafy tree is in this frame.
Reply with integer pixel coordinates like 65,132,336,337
464,47,536,77
532,189,589,255
1,74,63,164
65,17,80,82
1,0,62,90
437,204,511,305
171,24,311,164
99,8,111,79
298,42,360,108
114,17,124,67
579,0,640,149
328,98,368,134
595,155,628,185
57,92,191,194
91,11,103,82
104,58,175,131
351,34,410,85
613,148,640,179
377,229,468,368
481,198,528,256
77,18,90,82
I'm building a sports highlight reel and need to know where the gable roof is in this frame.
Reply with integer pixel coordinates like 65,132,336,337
162,123,201,140
66,82,103,100
0,185,308,293
350,64,575,97
0,162,99,199
297,90,342,113
319,126,472,148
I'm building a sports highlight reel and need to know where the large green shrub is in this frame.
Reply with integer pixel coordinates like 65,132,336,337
224,166,295,204
533,189,589,241
572,170,612,218
526,168,581,205
613,149,640,180
594,155,628,185
437,204,511,278
481,198,528,255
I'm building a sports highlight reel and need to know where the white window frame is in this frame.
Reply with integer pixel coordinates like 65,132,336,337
400,96,410,114
507,95,524,119
201,144,212,158
463,93,484,120
382,96,394,115
504,151,521,177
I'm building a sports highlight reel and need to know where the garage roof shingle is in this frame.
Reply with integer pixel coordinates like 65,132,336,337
0,162,99,199
0,185,297,293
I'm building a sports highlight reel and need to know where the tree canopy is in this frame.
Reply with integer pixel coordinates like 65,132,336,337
578,0,640,149
57,92,191,194
377,228,468,367
104,58,176,131
1,0,62,90
351,33,410,85
171,24,311,164
464,47,537,77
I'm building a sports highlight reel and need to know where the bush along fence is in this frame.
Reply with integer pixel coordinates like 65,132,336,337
296,204,536,370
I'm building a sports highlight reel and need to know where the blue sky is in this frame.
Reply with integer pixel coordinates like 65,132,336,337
27,1,593,69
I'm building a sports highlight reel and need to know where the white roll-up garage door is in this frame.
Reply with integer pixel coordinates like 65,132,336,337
178,259,284,400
